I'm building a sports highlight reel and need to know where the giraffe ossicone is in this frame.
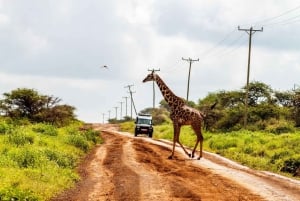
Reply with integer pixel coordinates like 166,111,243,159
143,72,205,160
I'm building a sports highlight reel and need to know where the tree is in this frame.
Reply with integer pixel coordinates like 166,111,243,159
0,88,76,126
197,81,296,131
36,105,76,126
274,91,294,107
244,81,273,106
0,88,45,118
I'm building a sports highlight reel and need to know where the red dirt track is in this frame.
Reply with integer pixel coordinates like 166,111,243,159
52,124,300,201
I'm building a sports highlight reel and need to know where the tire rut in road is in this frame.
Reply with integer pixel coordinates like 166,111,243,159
132,138,264,201
102,132,141,201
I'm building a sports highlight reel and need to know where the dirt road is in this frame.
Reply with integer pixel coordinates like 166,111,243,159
52,124,300,201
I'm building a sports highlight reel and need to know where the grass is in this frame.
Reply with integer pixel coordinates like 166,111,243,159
120,121,300,177
0,121,101,200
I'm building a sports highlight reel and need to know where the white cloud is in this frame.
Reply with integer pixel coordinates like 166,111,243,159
0,13,9,25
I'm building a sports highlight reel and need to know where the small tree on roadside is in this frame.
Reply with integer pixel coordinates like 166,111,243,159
0,88,76,126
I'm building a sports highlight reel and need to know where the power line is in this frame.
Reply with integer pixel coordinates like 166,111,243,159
182,57,199,102
263,13,300,27
202,32,246,61
148,68,160,109
238,26,263,128
254,5,300,27
199,29,237,58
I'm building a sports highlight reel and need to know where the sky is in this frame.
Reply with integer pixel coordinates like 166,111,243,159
0,0,300,123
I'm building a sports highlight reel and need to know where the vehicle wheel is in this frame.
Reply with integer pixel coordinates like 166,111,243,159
134,131,138,137
149,132,153,138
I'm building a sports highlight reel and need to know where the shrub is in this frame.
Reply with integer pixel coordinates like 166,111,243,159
280,158,300,175
32,123,58,136
0,187,39,201
0,121,11,134
7,129,35,147
43,149,76,168
67,135,89,152
8,148,38,168
265,121,295,134
82,129,100,144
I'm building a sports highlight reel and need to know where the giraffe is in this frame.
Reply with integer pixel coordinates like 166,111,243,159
143,72,205,160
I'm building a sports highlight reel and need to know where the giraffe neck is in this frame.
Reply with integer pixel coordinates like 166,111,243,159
154,75,185,108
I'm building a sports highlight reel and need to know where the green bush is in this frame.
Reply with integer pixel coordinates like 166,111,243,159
7,129,35,147
8,148,39,168
67,135,89,152
0,187,39,201
265,121,295,134
0,121,12,134
82,129,100,144
43,149,76,168
31,123,58,136
280,157,300,174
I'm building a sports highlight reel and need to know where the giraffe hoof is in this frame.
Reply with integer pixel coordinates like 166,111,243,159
197,156,202,160
168,155,173,160
188,153,192,158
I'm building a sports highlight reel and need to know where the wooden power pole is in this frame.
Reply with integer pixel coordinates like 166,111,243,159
182,57,199,102
148,68,160,109
125,84,137,118
238,26,263,128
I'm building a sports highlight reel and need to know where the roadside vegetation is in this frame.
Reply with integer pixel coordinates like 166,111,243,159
0,88,101,200
120,81,300,178
153,124,300,177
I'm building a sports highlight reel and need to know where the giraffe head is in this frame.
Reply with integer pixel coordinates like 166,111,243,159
142,72,156,83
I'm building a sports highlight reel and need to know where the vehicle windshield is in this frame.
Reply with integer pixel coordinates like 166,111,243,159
137,118,152,125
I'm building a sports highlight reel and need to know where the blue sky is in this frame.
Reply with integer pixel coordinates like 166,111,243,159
0,0,300,122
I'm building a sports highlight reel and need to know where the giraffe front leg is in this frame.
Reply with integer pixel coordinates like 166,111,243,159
168,130,177,159
169,123,180,159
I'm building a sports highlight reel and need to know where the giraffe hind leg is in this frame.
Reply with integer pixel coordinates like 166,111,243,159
198,135,203,160
192,123,203,160
191,139,200,158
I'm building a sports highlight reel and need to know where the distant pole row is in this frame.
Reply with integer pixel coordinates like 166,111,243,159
102,85,138,123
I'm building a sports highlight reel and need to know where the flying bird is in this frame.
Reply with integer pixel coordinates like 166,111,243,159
101,65,109,69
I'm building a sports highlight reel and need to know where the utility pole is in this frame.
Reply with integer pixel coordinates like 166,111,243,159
123,96,129,117
125,84,137,118
182,57,199,102
119,101,123,120
102,113,105,124
108,110,111,120
238,26,263,128
148,68,160,109
114,106,118,120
